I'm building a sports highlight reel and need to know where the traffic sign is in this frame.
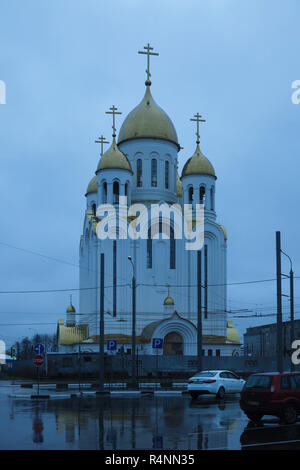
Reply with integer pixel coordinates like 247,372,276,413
152,338,163,349
11,347,16,358
34,343,45,355
33,355,44,367
107,340,117,351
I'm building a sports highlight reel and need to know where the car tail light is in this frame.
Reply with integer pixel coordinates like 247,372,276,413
187,380,194,383
202,380,216,384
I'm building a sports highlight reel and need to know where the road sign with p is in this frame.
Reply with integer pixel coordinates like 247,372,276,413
152,338,163,349
107,340,117,351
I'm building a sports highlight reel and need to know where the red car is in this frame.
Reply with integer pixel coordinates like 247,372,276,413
240,372,300,424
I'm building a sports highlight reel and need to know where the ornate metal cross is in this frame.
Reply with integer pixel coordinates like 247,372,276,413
105,105,122,138
138,43,159,85
95,135,109,156
190,112,206,144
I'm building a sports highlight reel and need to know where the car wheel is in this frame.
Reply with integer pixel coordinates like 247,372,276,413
190,391,199,399
281,404,298,425
216,387,225,399
245,412,263,423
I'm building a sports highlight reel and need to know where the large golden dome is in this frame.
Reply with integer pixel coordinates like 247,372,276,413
118,86,179,149
85,176,97,195
96,138,133,173
226,321,240,343
182,144,216,179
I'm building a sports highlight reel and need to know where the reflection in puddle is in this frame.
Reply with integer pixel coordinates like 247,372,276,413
4,394,243,450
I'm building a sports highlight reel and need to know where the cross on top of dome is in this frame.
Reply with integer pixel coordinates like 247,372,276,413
190,112,206,145
106,105,122,139
94,135,109,156
138,43,159,86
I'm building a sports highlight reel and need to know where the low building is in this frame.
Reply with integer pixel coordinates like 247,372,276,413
243,319,300,357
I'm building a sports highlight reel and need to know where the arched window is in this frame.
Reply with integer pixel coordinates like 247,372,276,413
188,187,193,204
151,159,157,187
200,186,205,203
170,226,175,269
92,203,96,216
137,159,142,187
165,161,169,189
210,186,214,210
102,182,107,204
147,226,152,269
113,181,119,204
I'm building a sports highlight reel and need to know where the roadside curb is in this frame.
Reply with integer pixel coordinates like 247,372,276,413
9,390,187,399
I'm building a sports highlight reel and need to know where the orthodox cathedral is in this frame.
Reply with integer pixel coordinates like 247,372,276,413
56,45,241,357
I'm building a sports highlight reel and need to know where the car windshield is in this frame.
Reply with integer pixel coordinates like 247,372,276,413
194,372,217,377
245,375,273,389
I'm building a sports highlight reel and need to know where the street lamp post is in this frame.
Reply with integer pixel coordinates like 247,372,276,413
281,248,294,371
128,256,137,389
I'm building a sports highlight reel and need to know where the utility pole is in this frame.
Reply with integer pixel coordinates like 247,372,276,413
197,250,202,372
204,245,208,319
128,256,137,389
290,268,295,371
99,253,105,393
276,231,283,373
281,245,294,371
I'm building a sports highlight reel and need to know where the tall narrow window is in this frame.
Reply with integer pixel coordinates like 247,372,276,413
113,181,119,204
92,203,96,216
151,159,157,187
147,226,152,269
170,226,176,269
200,186,205,203
188,187,193,204
165,161,169,189
102,182,107,204
210,186,214,210
137,159,142,187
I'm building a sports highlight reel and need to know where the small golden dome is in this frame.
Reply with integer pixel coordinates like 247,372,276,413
182,144,216,178
164,296,174,306
66,302,76,313
176,173,182,197
163,286,174,306
118,86,179,149
226,320,240,343
96,138,133,173
86,176,97,195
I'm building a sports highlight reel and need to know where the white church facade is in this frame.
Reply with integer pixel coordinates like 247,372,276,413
56,46,241,357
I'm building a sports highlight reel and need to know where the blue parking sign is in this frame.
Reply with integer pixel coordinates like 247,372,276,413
107,340,117,351
152,338,163,349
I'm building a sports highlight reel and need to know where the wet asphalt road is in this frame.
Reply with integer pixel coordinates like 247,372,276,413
1,380,300,450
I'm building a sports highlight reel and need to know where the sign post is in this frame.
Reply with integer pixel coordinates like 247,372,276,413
33,355,45,395
152,338,163,373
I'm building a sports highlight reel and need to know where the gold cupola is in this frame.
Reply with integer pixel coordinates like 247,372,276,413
118,43,179,149
85,176,97,196
182,112,216,179
96,106,133,174
117,86,179,149
96,137,133,174
163,286,175,306
182,143,216,179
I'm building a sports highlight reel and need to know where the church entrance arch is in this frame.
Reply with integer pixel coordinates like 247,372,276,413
163,332,183,355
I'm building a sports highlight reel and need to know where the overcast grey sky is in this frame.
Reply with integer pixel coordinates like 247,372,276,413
0,0,299,346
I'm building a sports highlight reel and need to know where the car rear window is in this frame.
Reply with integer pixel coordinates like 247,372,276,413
194,372,217,377
245,375,273,389
281,374,300,390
